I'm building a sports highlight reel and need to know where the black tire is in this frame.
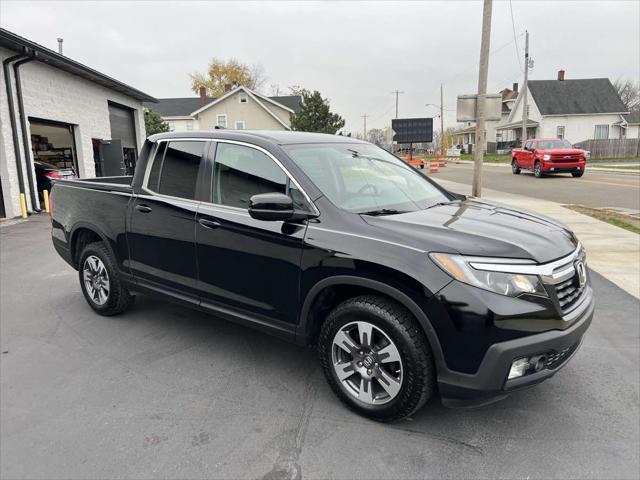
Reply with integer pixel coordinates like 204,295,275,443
78,241,134,316
318,295,435,422
571,170,584,177
534,161,543,178
511,159,521,174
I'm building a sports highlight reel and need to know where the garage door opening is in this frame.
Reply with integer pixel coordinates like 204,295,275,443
29,118,78,199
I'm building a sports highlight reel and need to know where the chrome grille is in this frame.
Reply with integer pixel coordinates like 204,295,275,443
555,274,584,312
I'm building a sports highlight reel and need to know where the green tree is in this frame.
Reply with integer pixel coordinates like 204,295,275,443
191,58,265,96
144,109,169,136
290,90,345,134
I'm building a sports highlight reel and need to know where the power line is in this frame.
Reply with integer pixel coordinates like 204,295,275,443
509,0,524,73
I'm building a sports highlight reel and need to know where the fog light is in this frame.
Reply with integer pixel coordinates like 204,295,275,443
508,358,529,379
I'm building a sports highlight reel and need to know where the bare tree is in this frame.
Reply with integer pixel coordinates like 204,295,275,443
366,128,388,148
614,77,640,112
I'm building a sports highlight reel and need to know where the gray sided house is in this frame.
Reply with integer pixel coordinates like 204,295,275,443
0,28,156,219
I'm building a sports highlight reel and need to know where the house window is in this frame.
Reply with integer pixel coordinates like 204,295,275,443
235,121,245,130
239,94,248,104
557,126,565,139
594,125,609,139
186,121,194,131
216,114,227,128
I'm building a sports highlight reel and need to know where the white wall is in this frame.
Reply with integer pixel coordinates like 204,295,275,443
538,114,624,143
626,124,640,139
0,47,147,218
165,117,198,132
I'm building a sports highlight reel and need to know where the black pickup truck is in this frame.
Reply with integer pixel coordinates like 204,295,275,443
51,131,594,421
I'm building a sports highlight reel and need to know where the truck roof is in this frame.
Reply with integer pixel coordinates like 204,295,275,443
147,130,368,146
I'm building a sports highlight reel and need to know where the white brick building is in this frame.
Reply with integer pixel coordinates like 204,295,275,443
0,28,156,219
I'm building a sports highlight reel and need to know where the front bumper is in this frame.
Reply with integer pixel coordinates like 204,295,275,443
542,161,586,173
437,286,594,407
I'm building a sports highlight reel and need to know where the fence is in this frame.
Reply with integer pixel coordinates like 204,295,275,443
573,139,640,159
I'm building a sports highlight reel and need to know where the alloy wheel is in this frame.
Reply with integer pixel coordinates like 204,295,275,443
83,255,110,306
331,321,403,405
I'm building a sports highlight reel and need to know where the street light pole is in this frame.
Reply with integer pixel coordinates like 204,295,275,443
440,83,445,156
521,30,530,147
472,0,493,197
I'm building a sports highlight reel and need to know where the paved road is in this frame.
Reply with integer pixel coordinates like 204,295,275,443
431,162,640,211
1,216,639,479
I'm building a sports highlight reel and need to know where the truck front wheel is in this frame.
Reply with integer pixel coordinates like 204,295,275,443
511,159,521,174
78,242,134,316
572,170,584,178
318,295,435,422
534,161,543,178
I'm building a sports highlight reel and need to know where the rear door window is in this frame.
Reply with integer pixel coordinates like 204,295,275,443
146,141,206,200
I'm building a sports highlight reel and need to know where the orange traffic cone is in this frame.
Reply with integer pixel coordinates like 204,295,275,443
429,159,439,173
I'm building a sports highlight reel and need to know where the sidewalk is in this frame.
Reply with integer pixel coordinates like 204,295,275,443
437,179,640,299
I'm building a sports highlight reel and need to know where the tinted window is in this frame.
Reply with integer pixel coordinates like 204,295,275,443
150,141,205,199
213,143,308,210
147,143,166,191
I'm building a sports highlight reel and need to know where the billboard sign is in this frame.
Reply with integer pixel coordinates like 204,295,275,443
391,118,433,144
456,94,502,122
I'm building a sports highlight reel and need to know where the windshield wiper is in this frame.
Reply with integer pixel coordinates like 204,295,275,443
424,201,456,210
359,208,406,216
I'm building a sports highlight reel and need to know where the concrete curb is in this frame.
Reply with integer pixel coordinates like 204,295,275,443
437,178,640,299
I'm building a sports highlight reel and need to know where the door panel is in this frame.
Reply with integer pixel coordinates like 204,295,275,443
128,194,199,295
196,204,307,324
127,140,209,298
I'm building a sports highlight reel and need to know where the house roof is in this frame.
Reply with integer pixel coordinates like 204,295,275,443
528,78,627,116
145,90,302,117
623,111,640,125
0,28,157,102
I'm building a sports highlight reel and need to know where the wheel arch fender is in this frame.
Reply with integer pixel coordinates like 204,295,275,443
69,222,115,269
297,275,446,371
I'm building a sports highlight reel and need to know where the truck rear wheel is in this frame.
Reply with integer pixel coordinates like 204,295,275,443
318,295,435,422
511,159,521,174
78,242,134,316
534,161,543,178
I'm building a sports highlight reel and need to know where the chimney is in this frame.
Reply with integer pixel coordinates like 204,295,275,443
57,37,63,55
199,86,207,106
558,69,565,81
512,82,518,92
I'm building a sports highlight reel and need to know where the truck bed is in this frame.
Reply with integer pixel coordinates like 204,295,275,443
54,176,133,193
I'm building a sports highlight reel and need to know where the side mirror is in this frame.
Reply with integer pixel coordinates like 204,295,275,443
248,192,294,221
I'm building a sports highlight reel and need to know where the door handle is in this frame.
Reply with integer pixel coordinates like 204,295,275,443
135,204,152,213
199,218,221,229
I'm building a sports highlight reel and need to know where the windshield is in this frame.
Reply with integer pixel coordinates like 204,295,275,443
283,143,449,213
537,139,573,149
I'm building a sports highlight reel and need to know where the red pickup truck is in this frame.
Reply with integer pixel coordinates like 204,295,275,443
511,138,586,178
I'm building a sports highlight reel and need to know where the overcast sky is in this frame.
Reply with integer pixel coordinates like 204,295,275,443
1,0,638,134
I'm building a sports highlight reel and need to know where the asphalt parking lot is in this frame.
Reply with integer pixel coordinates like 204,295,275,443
1,215,639,479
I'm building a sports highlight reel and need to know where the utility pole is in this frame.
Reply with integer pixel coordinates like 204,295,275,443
391,90,404,118
472,0,493,197
440,84,445,156
361,114,369,139
57,37,63,55
521,30,530,147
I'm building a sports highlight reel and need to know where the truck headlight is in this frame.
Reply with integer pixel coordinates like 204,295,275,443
543,154,551,161
430,253,547,297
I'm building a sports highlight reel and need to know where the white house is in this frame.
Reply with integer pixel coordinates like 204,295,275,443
0,28,155,219
497,71,631,144
620,112,640,139
145,86,302,132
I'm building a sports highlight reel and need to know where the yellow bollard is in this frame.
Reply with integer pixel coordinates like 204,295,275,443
43,189,50,213
19,193,28,219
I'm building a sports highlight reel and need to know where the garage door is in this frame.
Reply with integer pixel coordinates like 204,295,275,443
108,103,137,148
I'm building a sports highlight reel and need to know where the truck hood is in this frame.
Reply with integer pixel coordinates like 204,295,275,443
537,148,583,155
362,199,578,263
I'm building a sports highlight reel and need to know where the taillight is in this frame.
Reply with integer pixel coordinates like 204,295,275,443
45,171,64,179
